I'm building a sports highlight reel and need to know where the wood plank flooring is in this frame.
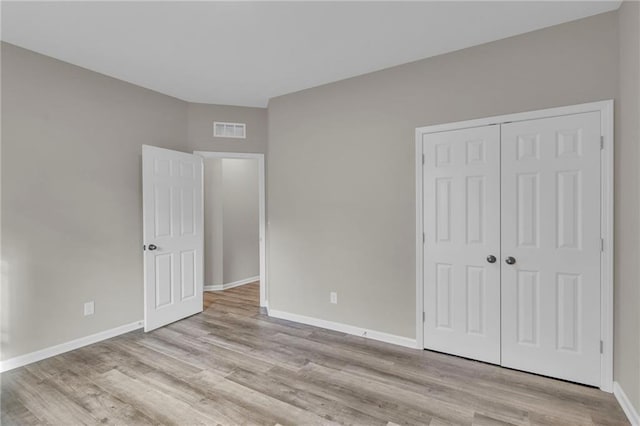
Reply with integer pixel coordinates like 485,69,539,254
1,283,628,425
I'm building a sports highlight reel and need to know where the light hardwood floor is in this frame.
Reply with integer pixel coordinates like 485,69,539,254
1,282,628,425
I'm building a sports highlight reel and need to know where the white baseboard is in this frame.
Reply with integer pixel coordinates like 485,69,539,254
204,275,259,292
267,309,417,349
0,320,143,373
614,382,640,426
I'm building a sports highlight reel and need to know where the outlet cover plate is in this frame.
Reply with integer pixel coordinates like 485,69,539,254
84,301,95,316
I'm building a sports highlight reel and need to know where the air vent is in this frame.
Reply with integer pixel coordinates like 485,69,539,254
213,122,246,139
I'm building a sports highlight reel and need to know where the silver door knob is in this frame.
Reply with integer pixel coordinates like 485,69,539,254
505,256,516,265
486,255,497,263
148,244,158,251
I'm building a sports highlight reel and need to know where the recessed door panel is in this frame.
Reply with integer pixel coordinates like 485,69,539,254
517,134,540,161
516,173,539,248
181,250,197,300
181,187,196,236
155,253,173,308
435,263,453,329
466,140,485,165
516,270,539,345
466,266,485,335
500,111,601,387
435,178,452,243
154,185,172,238
423,125,501,364
556,171,582,249
556,273,581,352
466,176,485,244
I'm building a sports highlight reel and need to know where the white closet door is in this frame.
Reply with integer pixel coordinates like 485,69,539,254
143,145,204,332
500,112,601,386
423,125,501,364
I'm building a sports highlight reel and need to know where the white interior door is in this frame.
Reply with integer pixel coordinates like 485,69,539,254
143,145,204,332
423,125,501,364
500,112,602,386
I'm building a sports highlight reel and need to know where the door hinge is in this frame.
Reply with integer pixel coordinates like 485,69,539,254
601,238,605,252
423,312,426,322
600,136,604,150
600,340,604,354
422,154,425,165
423,233,425,244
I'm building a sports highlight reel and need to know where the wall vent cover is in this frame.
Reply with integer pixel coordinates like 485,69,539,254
213,122,246,139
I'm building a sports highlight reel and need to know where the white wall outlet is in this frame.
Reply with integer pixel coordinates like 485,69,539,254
84,301,95,316
330,292,338,304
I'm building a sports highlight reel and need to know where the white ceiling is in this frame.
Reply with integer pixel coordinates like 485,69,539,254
1,1,621,107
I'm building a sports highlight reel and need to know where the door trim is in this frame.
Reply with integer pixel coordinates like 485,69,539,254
194,151,267,308
415,100,614,392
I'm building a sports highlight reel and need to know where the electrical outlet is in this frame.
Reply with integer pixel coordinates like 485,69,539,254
330,292,338,304
84,301,95,316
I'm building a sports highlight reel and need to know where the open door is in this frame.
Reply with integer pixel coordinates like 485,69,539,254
142,145,204,332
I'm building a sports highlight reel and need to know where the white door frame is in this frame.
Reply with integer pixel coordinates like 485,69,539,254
194,151,267,308
415,100,614,392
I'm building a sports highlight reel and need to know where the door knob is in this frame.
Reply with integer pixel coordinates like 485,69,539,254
148,244,158,251
505,256,516,265
486,255,497,264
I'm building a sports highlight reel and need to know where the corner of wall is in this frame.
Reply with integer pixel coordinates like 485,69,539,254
615,0,640,419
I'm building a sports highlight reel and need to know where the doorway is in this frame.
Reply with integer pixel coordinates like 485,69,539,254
195,152,267,308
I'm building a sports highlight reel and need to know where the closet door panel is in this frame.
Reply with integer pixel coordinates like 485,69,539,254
500,112,601,386
423,125,501,364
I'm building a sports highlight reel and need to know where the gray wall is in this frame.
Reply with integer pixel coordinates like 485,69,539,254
616,0,640,413
187,103,267,154
204,158,224,286
203,158,260,286
222,159,259,284
267,11,619,341
1,45,270,361
1,42,188,360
